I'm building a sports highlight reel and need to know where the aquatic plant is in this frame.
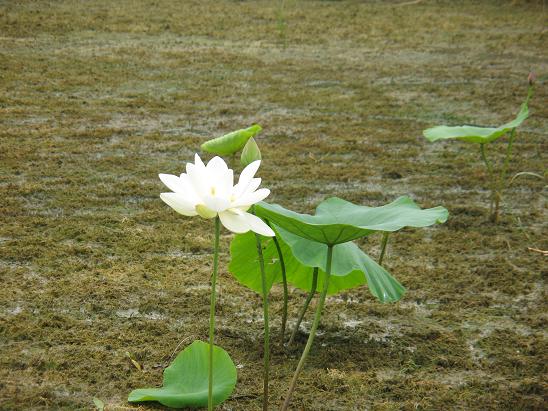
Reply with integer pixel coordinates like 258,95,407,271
229,223,406,346
200,125,283,410
129,154,273,410
136,124,448,409
128,341,237,408
238,196,448,409
423,75,535,223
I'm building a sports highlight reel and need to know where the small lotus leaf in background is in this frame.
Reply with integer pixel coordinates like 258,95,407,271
255,196,448,245
240,137,262,166
423,98,529,144
128,340,237,409
201,124,262,156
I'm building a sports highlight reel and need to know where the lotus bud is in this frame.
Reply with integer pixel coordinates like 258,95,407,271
240,137,262,167
528,72,536,86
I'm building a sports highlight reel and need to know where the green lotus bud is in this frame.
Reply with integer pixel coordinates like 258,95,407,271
240,137,262,167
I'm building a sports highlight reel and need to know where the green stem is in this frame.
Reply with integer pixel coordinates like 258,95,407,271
493,128,517,223
480,143,494,176
264,218,288,346
288,267,318,347
271,234,288,345
488,83,534,224
378,232,390,266
480,143,497,216
254,232,270,411
253,207,270,411
501,129,517,183
281,245,334,411
208,217,221,411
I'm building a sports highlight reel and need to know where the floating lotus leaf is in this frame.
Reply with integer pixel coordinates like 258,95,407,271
128,340,237,409
201,124,262,155
254,196,448,245
423,98,529,144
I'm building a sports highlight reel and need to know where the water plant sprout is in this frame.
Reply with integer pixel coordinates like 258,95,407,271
423,75,534,223
253,197,448,409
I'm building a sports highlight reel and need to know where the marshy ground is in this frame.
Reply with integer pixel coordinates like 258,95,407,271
0,0,546,409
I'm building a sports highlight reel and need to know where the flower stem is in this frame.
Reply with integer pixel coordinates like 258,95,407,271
281,245,334,411
480,143,497,217
264,219,288,346
493,128,516,223
254,231,270,411
208,216,221,411
378,232,390,265
271,234,288,345
288,267,318,347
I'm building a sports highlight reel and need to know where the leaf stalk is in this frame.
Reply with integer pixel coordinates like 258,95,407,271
281,245,333,410
288,267,318,347
271,232,288,346
208,217,221,411
480,143,497,216
493,128,517,223
253,208,270,411
378,232,390,265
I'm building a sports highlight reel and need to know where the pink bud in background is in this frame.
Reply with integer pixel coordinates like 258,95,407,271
528,72,536,86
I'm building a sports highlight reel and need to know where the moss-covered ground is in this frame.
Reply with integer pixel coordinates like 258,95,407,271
1,0,546,409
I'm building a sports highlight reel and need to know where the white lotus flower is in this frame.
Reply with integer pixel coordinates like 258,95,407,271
159,154,275,237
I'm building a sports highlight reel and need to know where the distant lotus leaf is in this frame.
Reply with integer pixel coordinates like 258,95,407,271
423,99,529,144
201,124,262,155
128,340,237,409
254,196,448,245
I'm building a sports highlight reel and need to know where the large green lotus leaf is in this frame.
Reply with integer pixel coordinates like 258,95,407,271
201,124,262,155
423,99,529,144
229,230,364,296
229,227,404,299
289,266,367,297
228,231,285,294
128,340,237,408
255,196,448,245
276,226,405,302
